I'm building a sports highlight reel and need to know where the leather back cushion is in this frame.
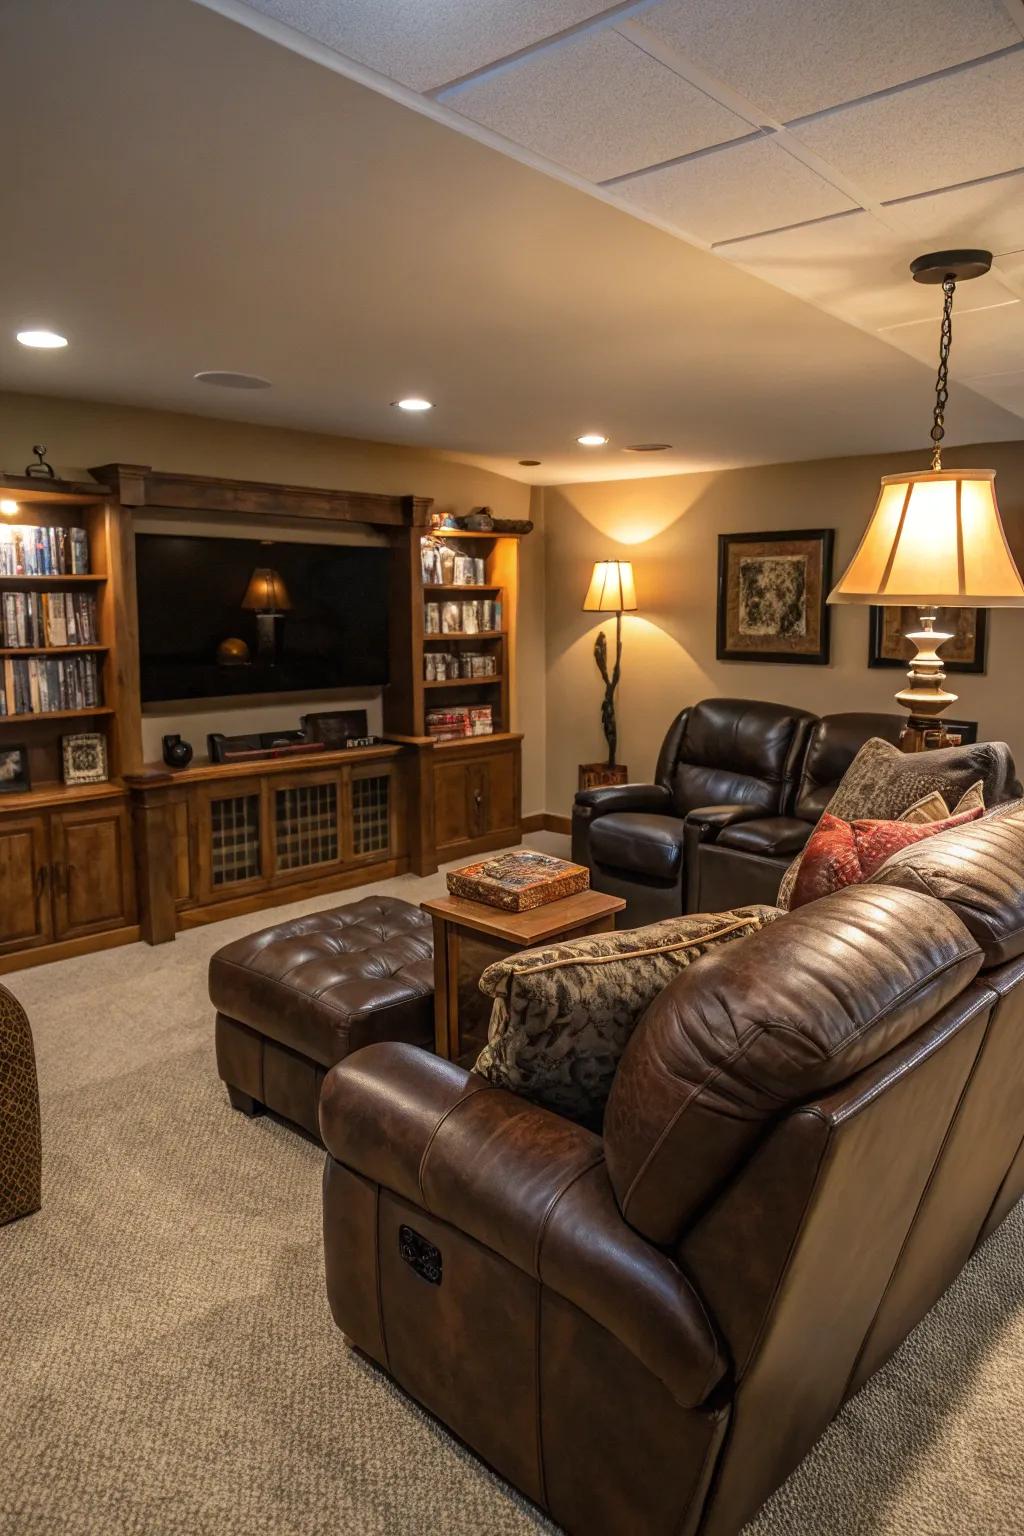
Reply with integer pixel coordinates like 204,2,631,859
867,800,1024,968
794,712,905,822
658,698,816,817
603,885,981,1244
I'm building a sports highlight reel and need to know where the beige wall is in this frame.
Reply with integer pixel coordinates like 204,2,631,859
543,440,1024,815
0,392,546,811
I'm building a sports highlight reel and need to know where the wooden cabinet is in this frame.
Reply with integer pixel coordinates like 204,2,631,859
49,802,135,939
0,815,53,956
432,737,521,858
0,792,135,967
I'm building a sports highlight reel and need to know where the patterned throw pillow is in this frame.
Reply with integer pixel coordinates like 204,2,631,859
789,806,984,910
473,905,780,1121
902,780,986,825
778,776,987,909
824,737,1015,823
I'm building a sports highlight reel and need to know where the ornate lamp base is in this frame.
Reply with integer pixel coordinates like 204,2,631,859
894,609,958,753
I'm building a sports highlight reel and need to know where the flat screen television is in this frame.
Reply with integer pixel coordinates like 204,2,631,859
135,533,390,703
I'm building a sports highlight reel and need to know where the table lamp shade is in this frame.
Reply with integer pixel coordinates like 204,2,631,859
582,560,637,612
829,469,1024,607
242,566,292,613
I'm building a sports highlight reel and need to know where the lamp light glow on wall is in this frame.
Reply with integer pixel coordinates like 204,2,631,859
582,559,637,772
828,248,1024,749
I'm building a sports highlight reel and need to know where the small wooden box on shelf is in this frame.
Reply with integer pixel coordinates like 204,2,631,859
0,475,139,971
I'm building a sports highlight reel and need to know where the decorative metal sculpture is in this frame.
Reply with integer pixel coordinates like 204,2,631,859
25,445,55,479
593,620,622,768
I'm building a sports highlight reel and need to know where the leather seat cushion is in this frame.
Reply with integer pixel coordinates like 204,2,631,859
589,812,687,880
208,896,434,1068
716,816,814,857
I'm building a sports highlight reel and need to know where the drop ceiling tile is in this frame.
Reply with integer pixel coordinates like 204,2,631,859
883,298,1024,379
239,0,614,92
615,135,856,244
637,0,1019,121
790,53,1024,203
891,172,1024,261
447,30,750,182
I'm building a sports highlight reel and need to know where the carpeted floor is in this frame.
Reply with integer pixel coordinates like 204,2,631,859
2,847,1024,1535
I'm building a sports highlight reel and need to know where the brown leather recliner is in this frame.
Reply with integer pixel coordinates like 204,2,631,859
571,698,817,924
320,805,1024,1536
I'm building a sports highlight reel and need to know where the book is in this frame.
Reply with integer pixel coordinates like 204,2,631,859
446,851,590,912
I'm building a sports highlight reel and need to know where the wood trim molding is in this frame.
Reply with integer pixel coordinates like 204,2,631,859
90,464,432,528
522,812,572,836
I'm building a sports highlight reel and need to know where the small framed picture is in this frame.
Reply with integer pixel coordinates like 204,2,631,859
716,529,834,665
61,732,108,786
0,744,31,794
869,606,987,674
935,719,978,748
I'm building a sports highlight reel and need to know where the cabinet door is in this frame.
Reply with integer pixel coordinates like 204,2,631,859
433,760,472,854
345,766,397,865
271,772,343,884
50,801,135,940
0,815,53,955
476,748,519,838
195,783,268,903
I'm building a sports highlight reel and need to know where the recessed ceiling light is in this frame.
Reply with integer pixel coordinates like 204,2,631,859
393,397,433,412
624,443,673,452
194,370,271,389
0,499,19,517
518,459,541,466
16,329,68,349
577,433,608,447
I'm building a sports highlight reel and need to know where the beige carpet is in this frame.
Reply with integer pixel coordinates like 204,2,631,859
2,847,1023,1536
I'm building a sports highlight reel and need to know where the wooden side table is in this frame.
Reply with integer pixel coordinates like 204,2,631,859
420,888,626,1062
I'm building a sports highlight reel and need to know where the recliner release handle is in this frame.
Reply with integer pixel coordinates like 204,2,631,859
399,1224,442,1286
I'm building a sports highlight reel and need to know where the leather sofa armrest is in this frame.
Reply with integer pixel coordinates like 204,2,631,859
683,804,773,913
573,782,672,815
321,1043,725,1408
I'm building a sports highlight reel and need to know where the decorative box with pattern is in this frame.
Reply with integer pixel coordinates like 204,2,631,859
447,851,590,912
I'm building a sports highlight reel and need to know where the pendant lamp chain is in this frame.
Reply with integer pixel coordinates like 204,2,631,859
929,275,956,471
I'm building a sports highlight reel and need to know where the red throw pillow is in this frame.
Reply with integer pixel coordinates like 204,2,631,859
789,806,984,911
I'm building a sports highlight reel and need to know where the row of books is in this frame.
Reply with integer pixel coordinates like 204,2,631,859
0,523,90,576
425,704,494,741
0,654,101,716
1,590,99,649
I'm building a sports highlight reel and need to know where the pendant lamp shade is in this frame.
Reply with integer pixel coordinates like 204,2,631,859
828,469,1024,608
582,560,638,613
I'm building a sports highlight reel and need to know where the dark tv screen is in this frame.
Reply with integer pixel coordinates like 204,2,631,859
136,533,390,702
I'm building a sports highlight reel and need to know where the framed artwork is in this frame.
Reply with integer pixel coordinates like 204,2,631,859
716,529,834,665
0,744,31,794
61,731,108,786
869,606,987,674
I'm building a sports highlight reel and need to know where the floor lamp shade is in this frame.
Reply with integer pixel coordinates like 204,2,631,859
828,470,1024,607
583,560,638,613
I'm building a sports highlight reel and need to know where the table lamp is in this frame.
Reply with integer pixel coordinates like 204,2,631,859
582,559,637,775
828,249,1024,750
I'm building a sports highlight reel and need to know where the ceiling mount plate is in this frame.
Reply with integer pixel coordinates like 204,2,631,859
910,249,993,285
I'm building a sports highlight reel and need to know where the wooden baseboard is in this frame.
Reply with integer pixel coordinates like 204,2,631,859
0,924,141,975
522,812,572,836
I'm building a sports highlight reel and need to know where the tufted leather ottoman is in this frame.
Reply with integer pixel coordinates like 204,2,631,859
210,896,434,1139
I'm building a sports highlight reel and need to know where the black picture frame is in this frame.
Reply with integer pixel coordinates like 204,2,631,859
0,743,31,794
868,606,987,674
716,528,833,665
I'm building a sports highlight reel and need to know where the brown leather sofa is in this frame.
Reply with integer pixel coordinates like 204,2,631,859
572,699,905,922
319,804,1024,1536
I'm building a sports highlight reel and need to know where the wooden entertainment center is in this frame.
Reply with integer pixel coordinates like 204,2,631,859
0,463,525,970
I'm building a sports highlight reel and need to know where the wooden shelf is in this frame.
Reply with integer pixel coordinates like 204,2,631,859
424,631,505,641
0,475,111,506
432,731,523,751
424,676,503,689
0,779,124,812
126,741,405,788
0,705,114,724
422,529,526,540
0,644,108,657
0,574,106,586
423,584,501,593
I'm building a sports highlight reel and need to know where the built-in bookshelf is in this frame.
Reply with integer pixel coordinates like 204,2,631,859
0,476,136,796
